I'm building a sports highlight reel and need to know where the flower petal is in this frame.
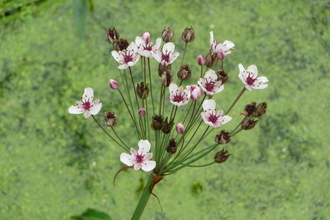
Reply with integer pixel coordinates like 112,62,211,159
138,140,151,153
141,161,156,172
120,152,134,166
203,99,216,111
68,105,84,114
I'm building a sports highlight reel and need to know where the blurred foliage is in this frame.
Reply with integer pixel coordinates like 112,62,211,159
0,0,329,219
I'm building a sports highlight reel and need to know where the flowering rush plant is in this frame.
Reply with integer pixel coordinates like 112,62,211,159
68,27,268,220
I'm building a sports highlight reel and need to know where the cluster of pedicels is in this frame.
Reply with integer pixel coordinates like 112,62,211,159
68,27,268,190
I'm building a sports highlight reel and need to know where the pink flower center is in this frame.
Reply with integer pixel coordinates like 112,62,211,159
82,101,92,110
123,54,133,63
246,72,257,85
162,52,170,62
173,94,184,103
135,154,144,163
208,113,219,123
205,81,215,92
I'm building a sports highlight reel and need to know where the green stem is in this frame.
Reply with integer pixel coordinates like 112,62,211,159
131,174,153,220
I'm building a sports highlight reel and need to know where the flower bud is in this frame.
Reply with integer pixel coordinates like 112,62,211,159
104,111,117,127
106,27,120,44
151,115,164,130
176,123,185,134
138,108,146,116
196,55,206,66
166,138,177,154
162,27,174,42
116,38,129,51
109,79,119,89
215,130,231,144
241,117,258,130
177,64,191,81
136,82,149,99
182,26,195,43
186,85,202,100
214,148,231,163
217,49,226,60
141,32,150,43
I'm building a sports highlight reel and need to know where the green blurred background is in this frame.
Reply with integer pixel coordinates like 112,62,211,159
1,0,329,219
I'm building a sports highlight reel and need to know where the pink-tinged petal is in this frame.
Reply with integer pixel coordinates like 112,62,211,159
209,31,214,47
135,36,145,47
133,163,142,171
118,64,129,69
221,115,232,125
141,161,156,172
111,51,121,63
84,111,91,119
143,152,153,161
120,152,134,166
83,88,94,99
68,105,84,114
163,42,175,53
257,76,269,83
138,140,151,153
203,99,216,111
247,64,258,74
90,102,102,115
151,50,162,63
204,69,218,81
154,38,162,50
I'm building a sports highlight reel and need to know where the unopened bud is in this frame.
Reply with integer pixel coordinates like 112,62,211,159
217,49,226,60
241,102,257,117
106,27,120,44
186,85,202,100
138,108,146,116
109,79,119,89
182,26,195,43
141,32,150,43
177,64,192,81
176,123,185,134
166,138,177,154
104,111,117,127
215,130,231,144
136,82,149,99
162,27,174,42
214,148,231,163
196,55,206,66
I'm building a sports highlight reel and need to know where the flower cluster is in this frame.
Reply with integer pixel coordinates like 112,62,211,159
68,26,269,217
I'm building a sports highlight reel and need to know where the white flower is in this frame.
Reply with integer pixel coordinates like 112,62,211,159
68,88,102,118
200,99,231,128
198,69,224,96
111,42,140,69
238,63,268,91
209,31,235,55
152,42,180,66
169,83,191,106
120,140,156,172
135,35,162,58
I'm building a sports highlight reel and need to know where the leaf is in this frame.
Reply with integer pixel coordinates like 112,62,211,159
72,0,89,39
71,208,112,220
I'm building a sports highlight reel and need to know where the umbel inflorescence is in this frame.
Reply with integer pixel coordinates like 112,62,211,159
68,26,268,202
